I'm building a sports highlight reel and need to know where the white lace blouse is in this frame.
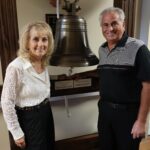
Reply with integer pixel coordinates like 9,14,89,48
1,57,50,140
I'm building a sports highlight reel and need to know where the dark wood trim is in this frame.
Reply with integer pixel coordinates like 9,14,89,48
114,0,138,37
0,0,19,98
0,0,19,80
55,133,99,150
51,69,99,97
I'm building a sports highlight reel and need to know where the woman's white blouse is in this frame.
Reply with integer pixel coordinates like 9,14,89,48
1,57,51,140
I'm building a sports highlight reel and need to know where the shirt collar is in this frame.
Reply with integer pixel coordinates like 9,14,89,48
20,57,33,70
102,32,128,48
20,57,48,83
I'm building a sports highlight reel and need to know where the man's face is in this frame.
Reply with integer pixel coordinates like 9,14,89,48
101,12,125,44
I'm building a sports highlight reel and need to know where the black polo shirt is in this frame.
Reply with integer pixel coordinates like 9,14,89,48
97,33,150,104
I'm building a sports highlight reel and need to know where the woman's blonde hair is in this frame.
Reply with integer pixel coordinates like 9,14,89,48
17,21,54,66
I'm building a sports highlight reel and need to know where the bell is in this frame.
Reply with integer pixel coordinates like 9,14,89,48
50,0,99,67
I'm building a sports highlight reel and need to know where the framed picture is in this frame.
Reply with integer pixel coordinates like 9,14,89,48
45,14,63,37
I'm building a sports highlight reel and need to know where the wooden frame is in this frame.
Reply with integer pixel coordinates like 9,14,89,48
45,14,63,37
50,69,99,97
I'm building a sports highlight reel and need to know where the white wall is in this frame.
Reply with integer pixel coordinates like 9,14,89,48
51,94,99,140
16,0,113,140
16,0,56,30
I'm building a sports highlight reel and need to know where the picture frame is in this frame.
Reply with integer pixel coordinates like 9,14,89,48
45,14,63,37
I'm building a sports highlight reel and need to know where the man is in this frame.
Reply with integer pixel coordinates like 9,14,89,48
97,7,150,150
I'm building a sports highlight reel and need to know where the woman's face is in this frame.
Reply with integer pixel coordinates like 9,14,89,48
28,28,49,61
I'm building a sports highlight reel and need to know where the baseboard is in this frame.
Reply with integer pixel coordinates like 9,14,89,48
55,133,99,150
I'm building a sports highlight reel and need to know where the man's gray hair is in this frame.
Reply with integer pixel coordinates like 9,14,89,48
99,7,125,25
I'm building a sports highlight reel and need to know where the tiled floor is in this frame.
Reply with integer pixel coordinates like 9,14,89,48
0,112,10,150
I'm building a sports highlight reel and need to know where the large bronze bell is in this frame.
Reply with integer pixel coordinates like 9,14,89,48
50,0,99,67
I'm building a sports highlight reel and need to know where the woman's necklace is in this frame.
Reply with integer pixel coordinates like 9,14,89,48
32,62,44,74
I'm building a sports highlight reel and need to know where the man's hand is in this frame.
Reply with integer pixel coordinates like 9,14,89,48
131,120,145,139
15,136,26,149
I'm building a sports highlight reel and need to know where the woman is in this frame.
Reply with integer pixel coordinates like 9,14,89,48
1,21,55,150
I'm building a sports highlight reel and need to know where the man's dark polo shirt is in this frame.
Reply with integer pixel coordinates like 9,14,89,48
97,33,150,104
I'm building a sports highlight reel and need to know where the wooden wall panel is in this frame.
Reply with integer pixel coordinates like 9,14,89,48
114,0,138,37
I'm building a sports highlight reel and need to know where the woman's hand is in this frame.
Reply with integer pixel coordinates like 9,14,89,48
15,136,26,149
